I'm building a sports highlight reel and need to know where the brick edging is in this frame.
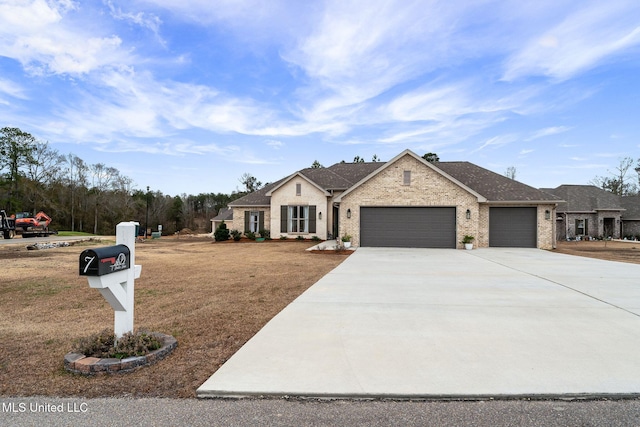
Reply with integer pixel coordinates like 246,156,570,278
63,332,177,375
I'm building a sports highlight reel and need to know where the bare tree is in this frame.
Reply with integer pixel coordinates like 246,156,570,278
90,163,120,234
504,166,517,180
591,157,637,196
65,154,88,231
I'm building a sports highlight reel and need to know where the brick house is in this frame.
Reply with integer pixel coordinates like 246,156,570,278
542,185,624,240
621,195,640,239
226,149,562,249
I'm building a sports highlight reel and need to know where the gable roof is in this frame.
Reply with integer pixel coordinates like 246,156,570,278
335,150,487,203
621,195,640,219
229,162,383,206
265,171,331,197
541,185,624,212
435,162,562,202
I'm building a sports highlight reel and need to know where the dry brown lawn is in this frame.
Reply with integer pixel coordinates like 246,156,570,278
0,237,349,398
2,237,638,399
553,240,640,265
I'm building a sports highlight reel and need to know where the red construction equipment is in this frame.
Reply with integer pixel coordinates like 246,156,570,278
8,211,56,238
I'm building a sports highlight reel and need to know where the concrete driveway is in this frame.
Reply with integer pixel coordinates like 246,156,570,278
198,248,640,399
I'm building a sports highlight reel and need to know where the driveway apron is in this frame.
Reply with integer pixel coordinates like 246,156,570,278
198,248,640,398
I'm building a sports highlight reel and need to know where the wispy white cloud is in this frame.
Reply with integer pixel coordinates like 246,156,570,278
0,77,28,99
266,140,284,149
472,134,519,153
525,126,572,141
106,1,165,46
519,149,534,155
503,2,640,81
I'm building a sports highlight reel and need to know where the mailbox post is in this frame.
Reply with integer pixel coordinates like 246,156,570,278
79,222,142,338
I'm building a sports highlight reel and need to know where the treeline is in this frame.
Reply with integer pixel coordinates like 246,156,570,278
0,127,241,235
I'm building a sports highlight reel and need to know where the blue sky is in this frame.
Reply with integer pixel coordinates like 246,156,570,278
1,0,639,196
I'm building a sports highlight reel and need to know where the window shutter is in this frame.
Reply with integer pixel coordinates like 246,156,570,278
259,211,264,231
244,211,250,233
280,206,288,233
309,206,316,233
585,219,588,236
575,219,579,235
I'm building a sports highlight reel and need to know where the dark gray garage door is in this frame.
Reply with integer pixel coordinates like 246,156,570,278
360,207,456,248
489,207,537,247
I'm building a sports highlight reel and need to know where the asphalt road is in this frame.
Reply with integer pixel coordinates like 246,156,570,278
2,397,640,426
0,235,109,246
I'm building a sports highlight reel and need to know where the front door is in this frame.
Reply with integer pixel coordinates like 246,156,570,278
603,218,615,238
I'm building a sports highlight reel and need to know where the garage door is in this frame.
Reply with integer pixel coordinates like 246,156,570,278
360,207,456,248
489,207,537,248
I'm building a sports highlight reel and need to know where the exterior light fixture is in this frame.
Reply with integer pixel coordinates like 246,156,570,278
545,210,551,220
465,209,471,220
318,211,322,220
347,209,351,219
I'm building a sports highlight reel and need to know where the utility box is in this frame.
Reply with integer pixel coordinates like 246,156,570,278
79,245,131,276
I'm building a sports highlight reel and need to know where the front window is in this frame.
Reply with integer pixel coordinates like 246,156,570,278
289,206,308,233
576,219,586,235
249,211,260,233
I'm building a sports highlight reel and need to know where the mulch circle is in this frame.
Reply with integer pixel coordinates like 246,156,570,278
63,332,177,375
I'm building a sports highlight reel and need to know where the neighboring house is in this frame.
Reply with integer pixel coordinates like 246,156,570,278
621,195,640,239
542,185,624,240
227,149,562,249
210,207,234,233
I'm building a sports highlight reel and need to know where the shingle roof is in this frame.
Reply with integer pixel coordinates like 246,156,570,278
435,162,562,202
298,167,353,190
325,162,384,186
229,162,384,206
621,195,640,219
211,207,233,221
541,185,624,212
228,179,284,207
230,157,562,207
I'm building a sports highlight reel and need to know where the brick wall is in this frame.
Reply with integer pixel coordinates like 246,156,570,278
339,155,480,248
231,207,271,235
269,178,329,239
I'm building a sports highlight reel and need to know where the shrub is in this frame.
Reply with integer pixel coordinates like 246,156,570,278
341,234,352,242
73,329,162,359
296,235,305,241
279,235,288,240
214,221,230,241
230,229,242,241
245,231,256,240
461,235,474,244
311,235,321,241
259,229,271,239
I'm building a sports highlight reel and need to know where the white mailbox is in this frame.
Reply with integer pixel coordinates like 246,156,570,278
79,222,142,338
